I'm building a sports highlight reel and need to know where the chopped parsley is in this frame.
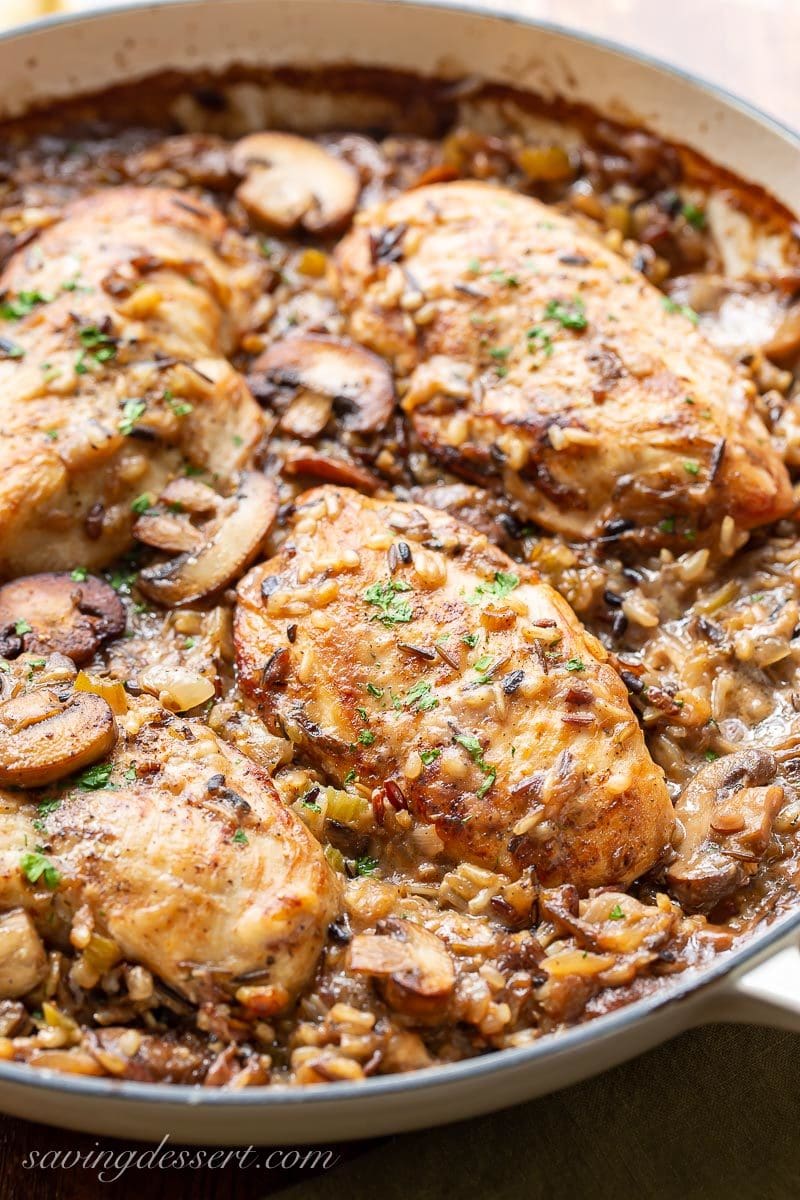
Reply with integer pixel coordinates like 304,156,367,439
467,258,482,275
420,748,441,766
661,296,699,325
32,797,61,834
43,427,59,441
544,296,587,331
608,903,625,920
130,493,152,515
20,850,60,889
343,768,357,786
14,619,31,636
78,324,116,356
118,399,146,436
404,679,439,713
76,762,114,790
488,346,512,361
0,290,51,320
684,461,701,476
526,325,554,357
232,829,249,846
565,657,586,672
355,855,379,877
70,567,88,582
704,750,719,762
682,202,706,229
358,729,377,746
167,394,193,417
124,766,137,783
364,578,413,626
658,516,676,535
468,570,519,605
453,732,497,798
489,269,519,287
366,682,384,698
462,632,479,648
107,565,138,593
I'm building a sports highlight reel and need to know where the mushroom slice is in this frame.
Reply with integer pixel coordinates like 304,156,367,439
231,133,359,235
137,471,278,607
0,688,117,788
348,917,455,1019
249,335,395,435
283,451,383,493
0,574,126,667
0,909,47,999
666,749,785,912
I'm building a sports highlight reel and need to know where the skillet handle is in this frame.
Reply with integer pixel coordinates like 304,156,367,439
716,942,800,1032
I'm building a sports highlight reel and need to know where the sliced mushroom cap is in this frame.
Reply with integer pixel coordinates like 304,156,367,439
666,749,785,912
231,133,359,235
0,574,125,666
283,450,383,493
348,917,455,1019
137,471,278,607
249,334,395,435
0,688,117,788
0,909,47,999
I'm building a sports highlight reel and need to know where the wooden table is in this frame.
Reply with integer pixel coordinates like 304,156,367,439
0,2,798,1197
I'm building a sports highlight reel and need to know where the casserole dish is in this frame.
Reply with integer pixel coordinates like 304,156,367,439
0,0,797,1144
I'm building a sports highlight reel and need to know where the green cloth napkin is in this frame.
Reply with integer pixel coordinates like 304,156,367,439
285,1024,800,1200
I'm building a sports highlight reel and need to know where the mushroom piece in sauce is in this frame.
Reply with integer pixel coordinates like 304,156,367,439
0,573,125,666
248,333,396,437
136,471,279,607
666,749,786,912
231,132,359,235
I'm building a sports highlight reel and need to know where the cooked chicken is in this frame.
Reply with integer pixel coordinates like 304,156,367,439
236,486,674,889
0,684,340,1011
335,182,792,544
0,187,266,577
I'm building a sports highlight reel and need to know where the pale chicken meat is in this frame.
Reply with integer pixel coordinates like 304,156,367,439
0,187,266,577
0,685,340,1011
335,182,793,545
236,486,674,889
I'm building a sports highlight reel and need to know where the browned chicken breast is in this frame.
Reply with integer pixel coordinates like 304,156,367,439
0,187,266,578
0,668,339,1011
335,182,792,545
236,486,674,889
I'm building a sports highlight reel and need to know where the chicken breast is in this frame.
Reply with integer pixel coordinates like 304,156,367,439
235,486,674,889
0,689,339,1011
0,187,266,577
335,182,792,545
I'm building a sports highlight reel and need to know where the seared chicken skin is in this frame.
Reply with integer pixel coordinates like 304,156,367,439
0,682,339,1011
236,486,674,889
0,187,266,577
335,182,792,544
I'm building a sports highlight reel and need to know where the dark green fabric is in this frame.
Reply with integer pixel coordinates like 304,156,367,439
285,1024,800,1200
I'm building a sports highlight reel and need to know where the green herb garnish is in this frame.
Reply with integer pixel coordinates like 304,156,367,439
364,578,413,626
20,850,60,889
